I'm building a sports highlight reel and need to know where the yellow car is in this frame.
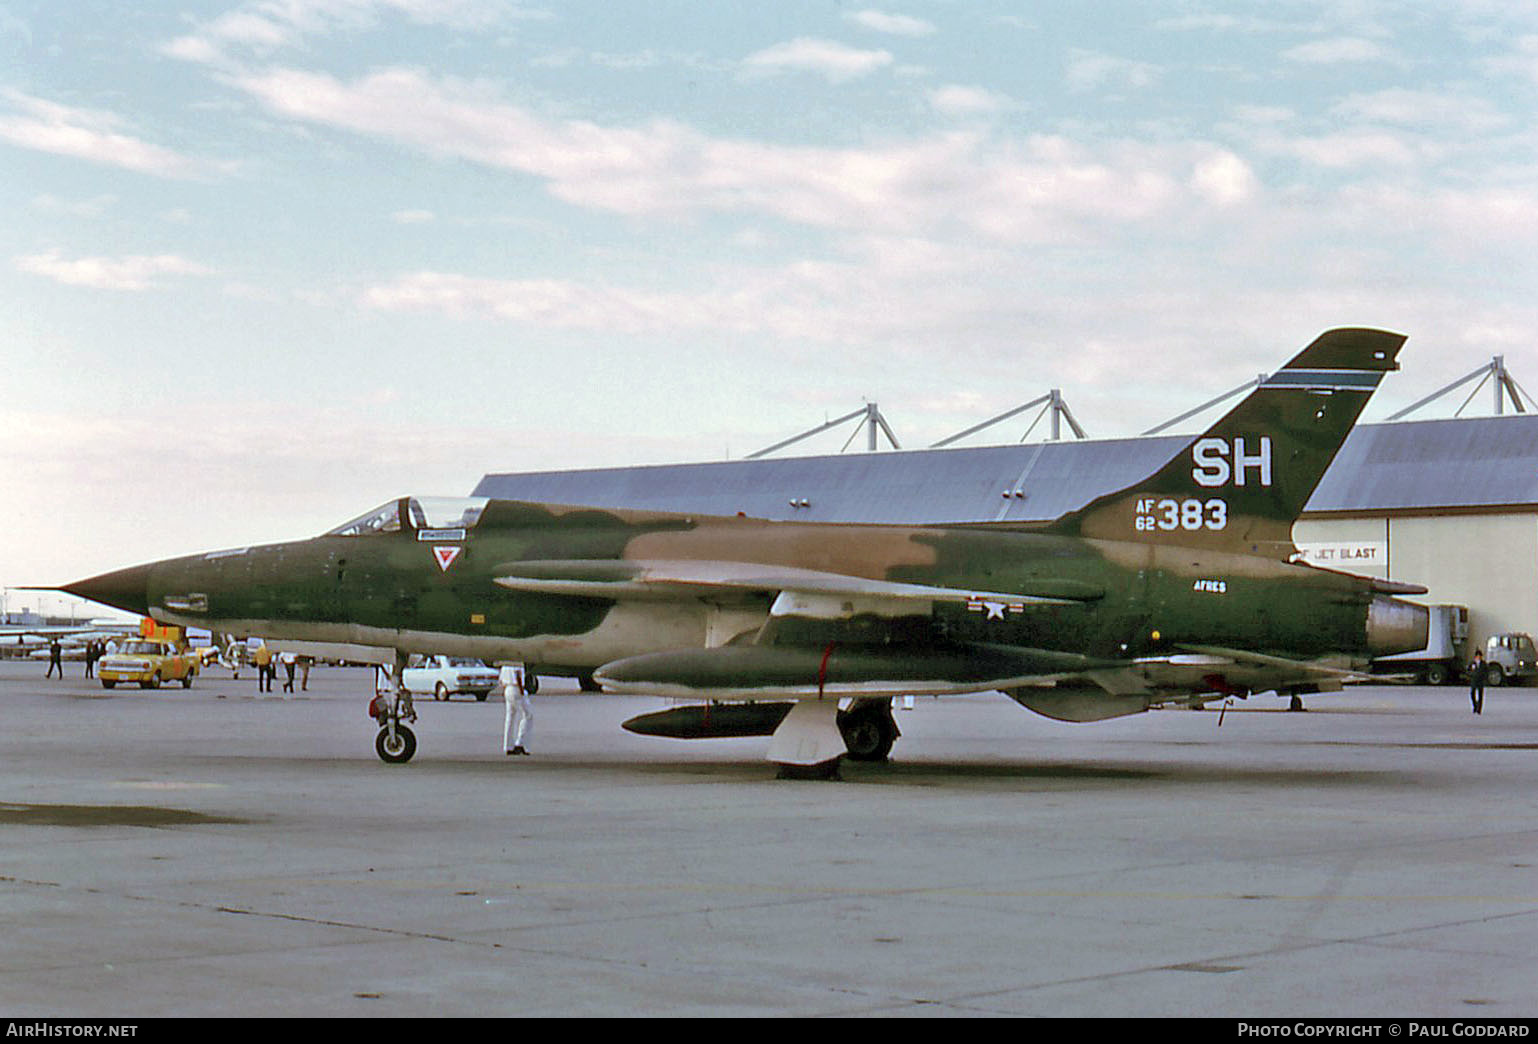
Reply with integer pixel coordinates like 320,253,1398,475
99,639,199,689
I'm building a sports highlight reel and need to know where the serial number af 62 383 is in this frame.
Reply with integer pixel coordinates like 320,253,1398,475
1135,497,1228,532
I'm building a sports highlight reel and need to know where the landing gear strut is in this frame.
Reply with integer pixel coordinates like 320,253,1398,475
370,650,418,764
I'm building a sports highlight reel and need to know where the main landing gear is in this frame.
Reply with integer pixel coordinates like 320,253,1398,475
769,697,903,780
838,699,901,763
370,651,418,764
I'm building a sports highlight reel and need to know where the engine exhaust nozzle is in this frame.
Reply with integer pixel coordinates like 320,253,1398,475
1367,596,1429,657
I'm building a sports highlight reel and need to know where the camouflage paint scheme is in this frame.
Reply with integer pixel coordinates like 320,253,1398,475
65,329,1429,765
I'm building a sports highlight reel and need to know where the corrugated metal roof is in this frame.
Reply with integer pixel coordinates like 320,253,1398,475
1309,416,1538,513
473,415,1538,524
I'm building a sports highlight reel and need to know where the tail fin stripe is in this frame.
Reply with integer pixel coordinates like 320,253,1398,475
1262,370,1385,390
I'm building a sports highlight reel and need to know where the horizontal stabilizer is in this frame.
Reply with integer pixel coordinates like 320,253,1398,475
1171,644,1371,683
1009,645,1372,722
1294,561,1429,596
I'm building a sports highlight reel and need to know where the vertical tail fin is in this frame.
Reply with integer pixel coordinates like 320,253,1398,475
1049,327,1406,557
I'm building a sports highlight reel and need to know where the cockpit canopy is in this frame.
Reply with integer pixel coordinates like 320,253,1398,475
326,497,488,537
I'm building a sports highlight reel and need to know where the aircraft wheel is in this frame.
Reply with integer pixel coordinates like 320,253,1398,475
375,725,417,764
434,682,449,701
838,702,899,762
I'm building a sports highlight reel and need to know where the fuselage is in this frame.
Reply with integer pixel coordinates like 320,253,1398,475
70,498,1416,675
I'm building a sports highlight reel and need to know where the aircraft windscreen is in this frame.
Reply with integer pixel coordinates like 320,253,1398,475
326,497,488,537
414,497,488,530
327,501,402,537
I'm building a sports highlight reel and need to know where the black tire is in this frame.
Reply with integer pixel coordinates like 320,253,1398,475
523,672,539,695
375,725,416,764
181,672,194,689
102,680,115,689
474,690,489,702
1424,663,1449,687
1487,663,1505,687
434,682,449,702
839,702,899,762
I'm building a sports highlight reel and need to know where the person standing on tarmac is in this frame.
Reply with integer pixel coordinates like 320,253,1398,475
1469,648,1488,715
253,643,273,693
45,639,63,679
502,664,532,756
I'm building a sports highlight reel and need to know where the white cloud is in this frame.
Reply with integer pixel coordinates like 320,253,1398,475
228,66,1245,244
929,85,1013,117
31,193,117,218
359,260,979,349
391,209,435,223
0,89,212,179
1282,37,1394,64
1190,150,1259,206
164,0,516,65
1481,34,1538,85
1336,184,1538,248
15,250,212,291
1227,104,1296,126
741,37,894,82
1332,88,1511,133
846,10,936,37
1065,49,1160,92
1155,13,1311,33
1254,129,1424,169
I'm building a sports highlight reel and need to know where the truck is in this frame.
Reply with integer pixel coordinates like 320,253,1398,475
1372,604,1537,686
400,655,500,701
98,638,199,689
1484,632,1538,687
1373,604,1469,686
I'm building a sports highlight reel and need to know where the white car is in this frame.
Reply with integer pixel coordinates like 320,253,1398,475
401,655,500,701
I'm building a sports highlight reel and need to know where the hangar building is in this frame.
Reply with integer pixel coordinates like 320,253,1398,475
475,415,1538,654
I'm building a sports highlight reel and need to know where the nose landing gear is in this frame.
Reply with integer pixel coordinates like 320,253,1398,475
370,651,418,763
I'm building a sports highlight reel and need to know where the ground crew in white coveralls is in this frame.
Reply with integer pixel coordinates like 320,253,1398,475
502,664,532,756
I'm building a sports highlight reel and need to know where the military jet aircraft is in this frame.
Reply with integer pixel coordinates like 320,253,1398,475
62,328,1428,775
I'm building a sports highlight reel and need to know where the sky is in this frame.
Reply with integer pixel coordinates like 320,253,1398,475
4,0,1538,616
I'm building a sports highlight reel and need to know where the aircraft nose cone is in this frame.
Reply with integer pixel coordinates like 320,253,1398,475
64,563,154,617
1366,595,1430,657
